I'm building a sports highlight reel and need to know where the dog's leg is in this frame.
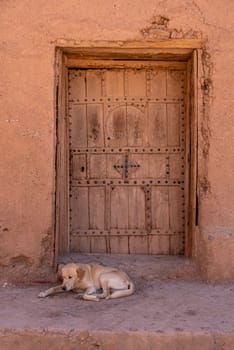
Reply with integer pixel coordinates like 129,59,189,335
99,272,134,300
38,285,64,298
83,287,100,301
106,281,135,299
98,280,110,299
82,294,99,301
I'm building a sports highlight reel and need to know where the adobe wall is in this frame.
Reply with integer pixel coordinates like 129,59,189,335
0,0,234,281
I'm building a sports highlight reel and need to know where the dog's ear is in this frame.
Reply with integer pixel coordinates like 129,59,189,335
76,266,85,281
57,264,64,281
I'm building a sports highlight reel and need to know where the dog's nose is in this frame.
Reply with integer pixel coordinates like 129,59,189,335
62,286,66,291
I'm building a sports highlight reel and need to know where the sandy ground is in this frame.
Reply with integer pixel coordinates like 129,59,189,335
0,255,233,334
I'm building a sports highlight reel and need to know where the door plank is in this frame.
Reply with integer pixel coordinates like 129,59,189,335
170,235,184,255
89,154,107,178
105,106,127,147
149,235,170,254
148,154,166,178
72,154,86,179
167,103,180,146
107,154,122,179
129,236,148,254
68,70,86,100
87,104,104,147
109,236,129,254
150,69,167,99
70,237,91,253
148,103,167,146
167,70,184,99
90,237,107,253
127,106,146,147
86,70,103,98
169,154,181,179
70,105,87,148
71,187,89,230
131,154,148,179
105,70,124,97
169,187,182,231
128,187,145,229
151,186,169,229
131,154,166,179
110,186,128,229
89,187,105,229
126,69,146,96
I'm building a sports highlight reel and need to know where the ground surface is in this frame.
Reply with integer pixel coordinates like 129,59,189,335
0,255,234,349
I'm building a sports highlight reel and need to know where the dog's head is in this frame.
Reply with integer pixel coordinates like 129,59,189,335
57,263,85,291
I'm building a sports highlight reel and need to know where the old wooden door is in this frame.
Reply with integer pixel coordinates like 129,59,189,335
68,64,187,254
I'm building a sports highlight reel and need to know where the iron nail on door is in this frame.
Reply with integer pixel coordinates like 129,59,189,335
113,153,140,181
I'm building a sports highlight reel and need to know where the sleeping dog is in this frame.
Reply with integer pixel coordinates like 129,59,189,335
38,262,135,301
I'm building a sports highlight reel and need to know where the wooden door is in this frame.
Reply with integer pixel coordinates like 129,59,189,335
68,64,187,254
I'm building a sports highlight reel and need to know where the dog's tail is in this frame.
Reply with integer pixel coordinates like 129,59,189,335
108,280,135,299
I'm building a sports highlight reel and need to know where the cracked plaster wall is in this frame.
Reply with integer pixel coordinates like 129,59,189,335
0,0,234,279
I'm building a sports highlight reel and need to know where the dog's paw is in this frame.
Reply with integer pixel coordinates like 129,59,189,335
74,294,83,300
82,294,100,301
38,291,47,298
89,297,100,302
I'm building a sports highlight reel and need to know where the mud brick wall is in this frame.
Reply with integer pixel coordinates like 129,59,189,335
0,0,234,280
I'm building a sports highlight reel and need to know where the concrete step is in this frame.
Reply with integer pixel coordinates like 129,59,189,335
1,255,233,349
58,253,200,282
1,329,234,350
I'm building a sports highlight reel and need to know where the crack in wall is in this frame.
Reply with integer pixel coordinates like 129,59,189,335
199,46,213,198
140,15,202,39
40,228,54,266
140,14,213,200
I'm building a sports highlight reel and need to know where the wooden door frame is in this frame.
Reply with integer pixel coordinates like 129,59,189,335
54,40,202,263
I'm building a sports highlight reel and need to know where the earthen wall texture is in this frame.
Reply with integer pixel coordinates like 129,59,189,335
0,0,234,280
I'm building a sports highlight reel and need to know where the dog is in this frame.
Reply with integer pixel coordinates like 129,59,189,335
38,262,135,301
